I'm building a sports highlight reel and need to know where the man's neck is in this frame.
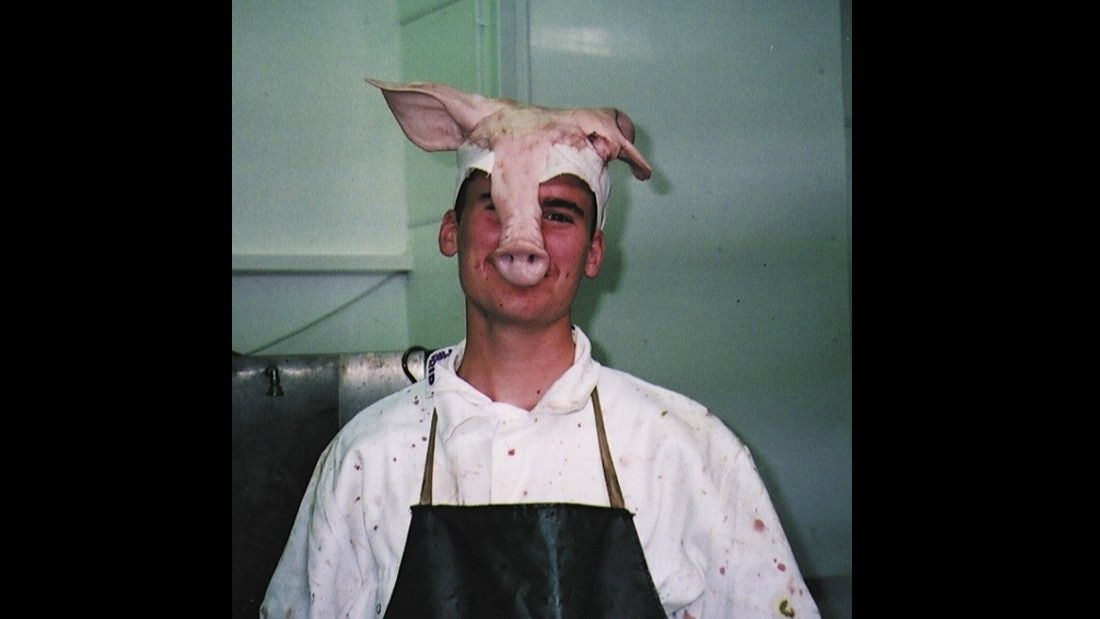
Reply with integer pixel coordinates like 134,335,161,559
457,317,576,411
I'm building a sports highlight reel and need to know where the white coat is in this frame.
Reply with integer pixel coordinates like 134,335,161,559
261,327,820,618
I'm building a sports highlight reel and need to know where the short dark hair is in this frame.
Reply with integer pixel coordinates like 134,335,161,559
452,170,488,223
452,170,598,239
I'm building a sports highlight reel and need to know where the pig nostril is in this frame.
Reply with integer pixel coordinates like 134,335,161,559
491,248,549,286
500,253,542,265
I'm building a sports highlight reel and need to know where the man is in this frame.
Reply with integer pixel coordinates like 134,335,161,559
261,79,819,618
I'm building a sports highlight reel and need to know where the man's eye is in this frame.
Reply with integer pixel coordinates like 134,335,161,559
545,211,573,223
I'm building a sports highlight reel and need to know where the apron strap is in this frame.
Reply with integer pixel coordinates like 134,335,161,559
591,386,625,509
419,409,438,506
418,386,625,509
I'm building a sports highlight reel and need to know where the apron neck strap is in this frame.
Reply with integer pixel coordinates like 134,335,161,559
419,409,439,506
591,386,625,509
419,386,625,509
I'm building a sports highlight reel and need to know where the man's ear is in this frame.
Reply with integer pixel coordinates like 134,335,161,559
584,229,605,278
439,209,459,257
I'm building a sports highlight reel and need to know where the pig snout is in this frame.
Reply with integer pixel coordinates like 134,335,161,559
491,244,549,286
484,135,553,286
490,193,549,286
491,216,550,285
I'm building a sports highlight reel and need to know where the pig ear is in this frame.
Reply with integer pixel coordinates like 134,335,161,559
366,78,502,152
611,109,653,181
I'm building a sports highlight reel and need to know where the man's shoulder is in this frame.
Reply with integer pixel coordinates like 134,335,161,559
597,365,711,421
333,380,433,448
596,365,749,474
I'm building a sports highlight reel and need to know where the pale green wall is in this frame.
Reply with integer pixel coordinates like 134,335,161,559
232,272,408,354
233,0,407,256
396,0,499,349
398,0,497,350
232,0,411,354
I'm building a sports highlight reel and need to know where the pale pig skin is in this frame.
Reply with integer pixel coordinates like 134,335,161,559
367,78,652,286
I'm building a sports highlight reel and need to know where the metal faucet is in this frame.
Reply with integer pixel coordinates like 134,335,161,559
264,365,285,397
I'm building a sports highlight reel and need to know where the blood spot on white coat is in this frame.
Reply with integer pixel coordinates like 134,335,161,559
777,563,787,571
754,518,766,532
719,566,726,575
508,448,516,456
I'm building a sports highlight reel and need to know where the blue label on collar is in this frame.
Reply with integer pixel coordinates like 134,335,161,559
427,348,453,385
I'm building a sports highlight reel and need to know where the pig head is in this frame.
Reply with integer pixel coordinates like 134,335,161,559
366,78,652,287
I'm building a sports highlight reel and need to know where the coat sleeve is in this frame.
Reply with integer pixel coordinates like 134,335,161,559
260,439,367,618
678,421,821,618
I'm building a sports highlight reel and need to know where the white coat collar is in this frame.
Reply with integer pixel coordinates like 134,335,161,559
425,325,602,437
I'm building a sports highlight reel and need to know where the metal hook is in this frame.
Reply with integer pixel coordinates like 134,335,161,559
401,346,429,383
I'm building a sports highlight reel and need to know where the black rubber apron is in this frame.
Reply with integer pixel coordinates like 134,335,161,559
384,387,666,618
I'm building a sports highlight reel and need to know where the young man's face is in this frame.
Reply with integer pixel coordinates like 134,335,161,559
439,171,605,328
